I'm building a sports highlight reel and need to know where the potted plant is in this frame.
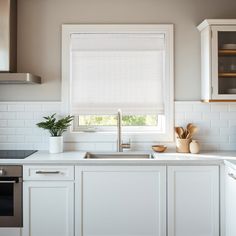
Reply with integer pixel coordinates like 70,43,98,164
36,113,74,153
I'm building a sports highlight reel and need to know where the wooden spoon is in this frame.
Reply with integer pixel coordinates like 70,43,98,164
187,126,198,138
187,123,194,131
174,127,180,138
175,127,184,138
185,130,191,139
179,127,185,138
186,131,191,139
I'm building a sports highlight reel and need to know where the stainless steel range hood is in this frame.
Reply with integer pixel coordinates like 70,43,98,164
0,0,41,84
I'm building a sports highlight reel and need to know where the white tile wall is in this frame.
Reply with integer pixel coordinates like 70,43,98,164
175,102,235,151
0,102,61,150
0,101,235,151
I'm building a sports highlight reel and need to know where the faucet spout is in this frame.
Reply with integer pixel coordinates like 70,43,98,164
117,109,122,152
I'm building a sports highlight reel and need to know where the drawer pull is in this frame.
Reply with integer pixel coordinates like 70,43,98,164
35,171,61,175
228,173,236,180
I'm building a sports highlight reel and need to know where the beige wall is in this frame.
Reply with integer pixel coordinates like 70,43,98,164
0,0,236,101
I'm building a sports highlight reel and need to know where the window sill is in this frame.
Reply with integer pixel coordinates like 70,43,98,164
64,130,174,143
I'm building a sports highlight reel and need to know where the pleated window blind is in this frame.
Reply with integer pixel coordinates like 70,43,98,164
70,33,165,115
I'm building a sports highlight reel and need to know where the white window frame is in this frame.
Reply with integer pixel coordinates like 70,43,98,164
61,24,174,142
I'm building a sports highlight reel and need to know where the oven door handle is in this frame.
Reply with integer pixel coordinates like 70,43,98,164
0,180,17,183
35,170,61,174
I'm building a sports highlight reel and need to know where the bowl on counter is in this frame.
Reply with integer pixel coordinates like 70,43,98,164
152,145,167,153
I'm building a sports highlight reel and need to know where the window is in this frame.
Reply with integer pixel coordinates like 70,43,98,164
62,25,174,141
74,114,165,133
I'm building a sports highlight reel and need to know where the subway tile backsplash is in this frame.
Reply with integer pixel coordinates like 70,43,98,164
0,102,61,150
175,102,235,151
0,101,235,151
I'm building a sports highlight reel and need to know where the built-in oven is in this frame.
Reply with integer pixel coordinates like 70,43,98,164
0,165,22,227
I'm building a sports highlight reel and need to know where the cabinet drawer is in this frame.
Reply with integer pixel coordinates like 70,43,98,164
23,165,74,180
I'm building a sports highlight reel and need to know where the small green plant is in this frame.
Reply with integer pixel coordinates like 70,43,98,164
36,113,74,137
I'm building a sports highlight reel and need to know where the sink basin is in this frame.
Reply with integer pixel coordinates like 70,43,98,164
85,152,153,159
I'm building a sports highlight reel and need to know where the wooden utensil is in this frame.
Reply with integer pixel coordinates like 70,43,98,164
187,125,198,138
175,127,184,138
185,130,190,139
175,127,180,138
179,127,185,138
187,123,194,131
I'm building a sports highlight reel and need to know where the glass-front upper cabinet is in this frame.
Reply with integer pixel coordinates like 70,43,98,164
198,19,236,102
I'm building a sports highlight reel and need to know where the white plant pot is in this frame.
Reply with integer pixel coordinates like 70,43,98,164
49,136,63,154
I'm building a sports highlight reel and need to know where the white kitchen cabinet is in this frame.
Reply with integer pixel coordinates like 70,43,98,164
22,166,74,236
198,19,236,102
225,165,236,236
75,166,166,236
0,228,21,236
168,166,219,236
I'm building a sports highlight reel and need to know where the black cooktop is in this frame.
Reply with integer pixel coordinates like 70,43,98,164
0,150,37,159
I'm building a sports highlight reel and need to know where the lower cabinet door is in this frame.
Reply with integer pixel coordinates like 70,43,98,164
168,166,219,236
225,166,236,236
22,181,74,236
0,228,21,236
75,166,166,236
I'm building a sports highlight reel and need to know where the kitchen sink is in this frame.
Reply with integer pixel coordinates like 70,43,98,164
85,152,153,159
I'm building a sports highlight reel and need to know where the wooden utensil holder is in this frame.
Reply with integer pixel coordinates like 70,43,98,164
176,138,191,153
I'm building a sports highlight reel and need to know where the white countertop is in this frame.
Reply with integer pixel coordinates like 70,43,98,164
0,151,87,165
153,150,236,160
224,160,236,170
1,150,236,165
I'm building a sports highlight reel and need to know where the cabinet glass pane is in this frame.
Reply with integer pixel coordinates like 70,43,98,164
218,31,236,94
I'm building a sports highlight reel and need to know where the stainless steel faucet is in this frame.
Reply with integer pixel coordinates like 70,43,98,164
117,109,123,152
117,109,131,152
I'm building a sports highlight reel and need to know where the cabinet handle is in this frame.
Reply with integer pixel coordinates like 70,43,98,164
35,170,61,174
0,180,17,183
228,173,236,180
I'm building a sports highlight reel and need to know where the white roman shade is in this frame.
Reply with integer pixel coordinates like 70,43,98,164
70,33,165,115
